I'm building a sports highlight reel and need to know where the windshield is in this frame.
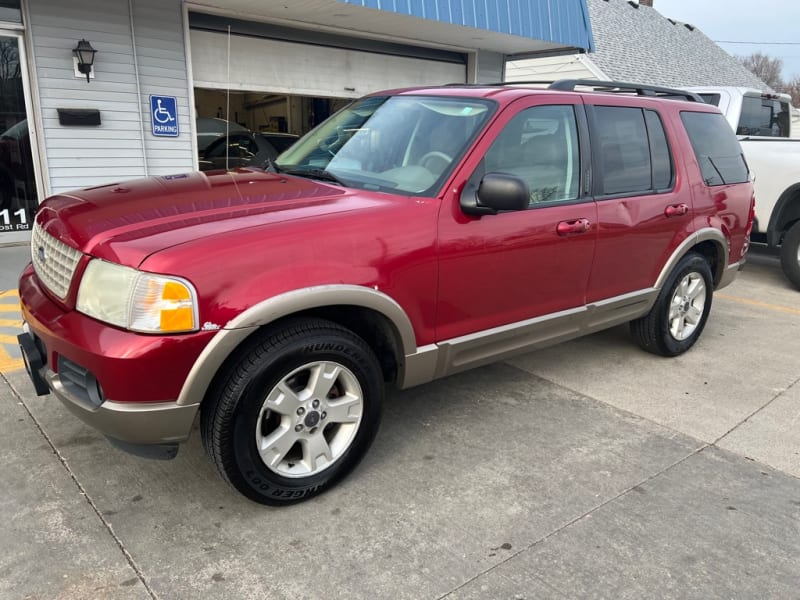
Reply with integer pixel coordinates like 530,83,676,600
276,95,495,196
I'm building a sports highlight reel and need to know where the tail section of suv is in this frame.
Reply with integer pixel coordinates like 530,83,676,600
18,80,754,504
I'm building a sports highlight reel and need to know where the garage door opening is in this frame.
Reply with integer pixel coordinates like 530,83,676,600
194,87,351,171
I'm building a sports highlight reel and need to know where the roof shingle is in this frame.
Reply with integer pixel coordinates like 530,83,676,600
585,0,771,92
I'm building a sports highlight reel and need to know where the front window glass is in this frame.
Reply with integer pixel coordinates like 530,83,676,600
276,95,494,196
483,104,580,205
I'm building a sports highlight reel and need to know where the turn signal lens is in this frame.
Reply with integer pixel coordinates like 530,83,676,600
130,275,198,333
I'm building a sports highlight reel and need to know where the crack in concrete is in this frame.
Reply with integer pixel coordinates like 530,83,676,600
438,363,800,598
713,375,800,446
437,444,710,599
1,371,159,600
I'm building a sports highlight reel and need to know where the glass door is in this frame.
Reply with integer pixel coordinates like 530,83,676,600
0,31,38,239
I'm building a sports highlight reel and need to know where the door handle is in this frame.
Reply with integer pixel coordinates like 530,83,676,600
665,203,689,217
557,218,591,236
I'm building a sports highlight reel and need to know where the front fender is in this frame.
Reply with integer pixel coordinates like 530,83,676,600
176,284,418,406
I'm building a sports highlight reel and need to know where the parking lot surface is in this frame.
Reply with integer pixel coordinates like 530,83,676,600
1,245,798,599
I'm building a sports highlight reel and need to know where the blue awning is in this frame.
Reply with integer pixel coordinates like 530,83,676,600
337,0,595,52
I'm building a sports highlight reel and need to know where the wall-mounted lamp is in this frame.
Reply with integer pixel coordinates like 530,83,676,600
72,39,97,83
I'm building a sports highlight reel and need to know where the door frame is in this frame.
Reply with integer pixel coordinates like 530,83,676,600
0,24,46,245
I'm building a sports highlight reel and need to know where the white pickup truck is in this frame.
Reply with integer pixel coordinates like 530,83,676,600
687,87,800,289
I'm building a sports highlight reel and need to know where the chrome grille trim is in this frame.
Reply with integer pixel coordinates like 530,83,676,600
31,221,82,299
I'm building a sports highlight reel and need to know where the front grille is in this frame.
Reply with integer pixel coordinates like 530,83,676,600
31,221,82,300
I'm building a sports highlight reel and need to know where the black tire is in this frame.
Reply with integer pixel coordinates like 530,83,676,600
201,318,384,505
631,252,714,357
779,221,800,290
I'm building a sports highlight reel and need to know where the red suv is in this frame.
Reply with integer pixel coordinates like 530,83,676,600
18,81,754,504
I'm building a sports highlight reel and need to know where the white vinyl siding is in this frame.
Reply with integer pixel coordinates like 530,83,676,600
190,29,466,99
27,0,193,196
471,50,505,84
505,55,603,84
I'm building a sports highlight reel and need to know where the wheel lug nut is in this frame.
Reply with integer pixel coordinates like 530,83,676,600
297,407,305,416
295,424,303,432
312,399,320,409
321,411,327,420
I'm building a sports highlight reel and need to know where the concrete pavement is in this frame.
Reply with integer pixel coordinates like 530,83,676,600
1,244,798,599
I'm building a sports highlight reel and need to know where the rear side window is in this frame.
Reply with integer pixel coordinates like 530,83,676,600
593,106,674,196
699,94,721,107
737,96,790,137
645,110,673,190
681,111,749,186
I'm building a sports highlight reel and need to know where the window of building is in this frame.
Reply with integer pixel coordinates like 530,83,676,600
0,34,38,236
0,1,21,24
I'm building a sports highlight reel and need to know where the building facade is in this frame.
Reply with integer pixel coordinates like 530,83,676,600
0,0,594,244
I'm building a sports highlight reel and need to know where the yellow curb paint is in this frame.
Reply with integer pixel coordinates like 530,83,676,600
716,293,800,316
0,333,19,344
0,319,22,328
0,346,23,373
0,304,20,312
0,289,19,298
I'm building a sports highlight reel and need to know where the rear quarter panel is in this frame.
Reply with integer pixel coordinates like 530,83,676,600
674,105,754,265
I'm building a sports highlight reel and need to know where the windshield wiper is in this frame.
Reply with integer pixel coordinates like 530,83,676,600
280,167,345,186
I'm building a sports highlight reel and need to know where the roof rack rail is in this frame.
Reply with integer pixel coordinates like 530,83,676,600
548,79,703,102
489,80,554,87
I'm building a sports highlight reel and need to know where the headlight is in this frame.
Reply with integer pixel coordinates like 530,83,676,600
76,260,198,333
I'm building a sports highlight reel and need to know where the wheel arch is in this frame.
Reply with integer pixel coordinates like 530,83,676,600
177,285,416,407
654,229,728,291
766,183,800,247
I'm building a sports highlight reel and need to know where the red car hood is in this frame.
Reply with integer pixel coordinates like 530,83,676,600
36,169,368,267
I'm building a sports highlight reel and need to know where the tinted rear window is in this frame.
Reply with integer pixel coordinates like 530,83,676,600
680,111,749,186
592,106,674,195
737,96,790,137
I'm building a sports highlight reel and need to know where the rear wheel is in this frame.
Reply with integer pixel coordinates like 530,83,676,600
631,252,713,356
201,318,384,505
779,221,800,290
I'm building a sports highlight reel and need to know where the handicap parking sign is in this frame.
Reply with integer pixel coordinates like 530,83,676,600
150,95,179,137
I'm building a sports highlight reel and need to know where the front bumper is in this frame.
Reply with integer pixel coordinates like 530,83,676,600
18,324,200,457
18,268,215,456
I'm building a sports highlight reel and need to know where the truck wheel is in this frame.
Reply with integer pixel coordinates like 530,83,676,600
201,318,383,505
631,252,713,357
779,221,800,290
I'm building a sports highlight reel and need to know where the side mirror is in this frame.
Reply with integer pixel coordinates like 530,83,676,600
460,173,530,216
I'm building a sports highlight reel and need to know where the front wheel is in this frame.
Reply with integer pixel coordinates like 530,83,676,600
631,252,713,357
201,318,384,505
779,221,800,290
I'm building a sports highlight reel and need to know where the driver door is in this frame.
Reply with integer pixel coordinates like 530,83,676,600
435,96,597,342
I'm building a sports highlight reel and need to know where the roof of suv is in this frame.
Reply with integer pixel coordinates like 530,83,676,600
385,79,708,106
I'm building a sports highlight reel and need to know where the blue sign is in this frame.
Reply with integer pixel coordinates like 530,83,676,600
150,95,179,137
